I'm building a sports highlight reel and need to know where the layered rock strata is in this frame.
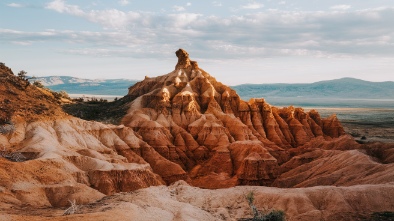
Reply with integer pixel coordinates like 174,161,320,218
121,49,347,188
1,49,392,215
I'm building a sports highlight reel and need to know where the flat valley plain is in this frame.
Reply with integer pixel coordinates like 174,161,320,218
259,97,394,143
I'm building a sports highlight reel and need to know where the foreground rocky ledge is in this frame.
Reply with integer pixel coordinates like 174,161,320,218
1,181,394,221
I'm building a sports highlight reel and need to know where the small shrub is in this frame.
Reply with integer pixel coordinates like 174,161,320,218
261,210,286,221
240,191,286,221
52,91,62,99
59,90,70,99
246,191,259,218
73,97,85,102
52,90,70,100
17,70,30,88
17,70,28,80
85,97,108,104
33,81,45,88
370,211,394,221
63,199,80,216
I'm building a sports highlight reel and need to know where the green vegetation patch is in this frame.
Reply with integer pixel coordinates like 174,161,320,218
369,211,394,221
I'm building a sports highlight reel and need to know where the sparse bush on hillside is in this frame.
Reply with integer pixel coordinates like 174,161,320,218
85,97,108,104
17,70,27,80
59,90,70,99
63,199,80,216
73,97,85,102
16,70,31,88
33,80,45,88
51,90,71,100
239,191,286,221
370,211,394,221
72,97,108,103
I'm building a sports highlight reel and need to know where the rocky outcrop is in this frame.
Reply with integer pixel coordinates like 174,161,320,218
322,114,346,138
0,118,169,207
121,49,350,188
272,135,394,188
88,168,164,195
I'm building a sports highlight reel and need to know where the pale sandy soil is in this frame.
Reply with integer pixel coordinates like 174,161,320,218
1,181,394,221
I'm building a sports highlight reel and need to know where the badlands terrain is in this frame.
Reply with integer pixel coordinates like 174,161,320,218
0,50,394,221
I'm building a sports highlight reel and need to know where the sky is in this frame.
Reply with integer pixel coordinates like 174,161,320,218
1,0,394,85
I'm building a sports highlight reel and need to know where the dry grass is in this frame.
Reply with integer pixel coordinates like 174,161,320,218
63,199,80,216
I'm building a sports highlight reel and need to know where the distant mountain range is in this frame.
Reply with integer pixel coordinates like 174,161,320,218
231,77,394,100
34,76,394,102
33,76,137,96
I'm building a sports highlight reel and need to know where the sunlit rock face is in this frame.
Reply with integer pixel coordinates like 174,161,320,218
122,49,349,188
0,63,170,207
2,51,394,221
0,49,394,220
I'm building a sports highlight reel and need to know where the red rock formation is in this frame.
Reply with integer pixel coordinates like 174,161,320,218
322,114,346,138
2,51,394,221
229,142,279,186
88,168,164,195
120,49,360,188
2,50,390,218
0,49,370,194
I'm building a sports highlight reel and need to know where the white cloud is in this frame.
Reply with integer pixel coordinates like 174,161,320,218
279,1,286,5
212,1,222,7
84,9,141,30
186,3,191,7
37,4,394,60
331,5,351,10
118,0,129,6
173,5,185,12
46,0,67,12
7,3,23,7
242,2,264,10
11,41,33,46
168,13,201,29
45,0,83,15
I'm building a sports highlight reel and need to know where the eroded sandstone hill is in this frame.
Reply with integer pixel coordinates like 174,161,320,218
0,63,68,124
0,63,166,208
1,52,394,220
120,49,352,188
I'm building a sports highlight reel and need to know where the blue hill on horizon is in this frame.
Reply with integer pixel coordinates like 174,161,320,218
231,77,394,100
34,76,138,96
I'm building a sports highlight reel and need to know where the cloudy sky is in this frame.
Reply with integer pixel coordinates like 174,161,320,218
1,0,394,85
